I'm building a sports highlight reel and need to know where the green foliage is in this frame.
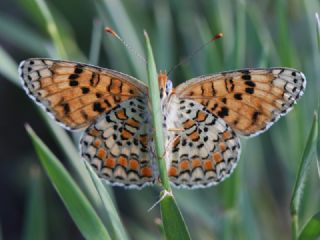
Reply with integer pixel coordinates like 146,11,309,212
299,212,320,240
290,112,318,239
22,168,47,240
26,125,111,240
160,194,191,240
145,31,191,239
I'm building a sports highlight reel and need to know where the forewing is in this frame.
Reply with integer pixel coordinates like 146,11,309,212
165,97,240,188
80,97,156,188
19,58,147,130
175,68,306,136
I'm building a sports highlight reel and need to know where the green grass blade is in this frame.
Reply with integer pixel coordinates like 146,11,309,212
298,212,320,240
315,13,320,51
153,0,174,70
290,112,318,239
25,125,111,240
276,0,297,66
0,14,48,56
84,161,129,240
22,167,47,240
144,30,191,240
234,0,246,68
36,110,104,205
32,0,68,58
89,19,103,66
144,30,169,191
0,46,19,86
160,195,191,240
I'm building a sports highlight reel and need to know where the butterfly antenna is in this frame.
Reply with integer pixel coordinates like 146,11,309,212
105,27,147,64
167,33,223,76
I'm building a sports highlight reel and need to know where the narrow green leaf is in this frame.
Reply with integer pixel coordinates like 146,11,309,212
22,167,47,240
0,14,48,56
36,110,104,207
315,13,320,51
32,0,68,58
160,194,191,240
144,31,191,240
0,46,19,86
290,112,318,238
153,0,174,70
299,212,320,240
318,101,320,179
144,30,170,190
84,161,129,240
246,3,278,64
234,0,246,68
25,125,111,240
89,19,103,66
276,0,297,66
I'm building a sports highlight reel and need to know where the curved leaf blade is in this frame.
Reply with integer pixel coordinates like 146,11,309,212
144,31,191,240
25,125,111,240
299,212,320,240
160,194,191,240
290,112,318,238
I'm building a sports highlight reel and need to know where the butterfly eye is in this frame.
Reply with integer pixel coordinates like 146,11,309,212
166,80,173,94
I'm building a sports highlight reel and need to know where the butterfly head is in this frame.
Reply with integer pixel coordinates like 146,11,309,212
158,71,173,100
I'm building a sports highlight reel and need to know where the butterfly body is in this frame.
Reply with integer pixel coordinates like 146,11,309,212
19,58,306,189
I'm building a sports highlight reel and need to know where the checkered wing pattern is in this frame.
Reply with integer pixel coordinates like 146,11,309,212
165,97,240,188
80,97,156,188
175,68,306,137
19,58,147,130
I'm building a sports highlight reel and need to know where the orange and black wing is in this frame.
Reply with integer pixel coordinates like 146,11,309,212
19,58,147,130
174,68,306,136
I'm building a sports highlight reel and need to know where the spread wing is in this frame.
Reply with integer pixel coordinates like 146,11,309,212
81,97,156,188
174,68,306,136
165,97,240,188
19,58,147,130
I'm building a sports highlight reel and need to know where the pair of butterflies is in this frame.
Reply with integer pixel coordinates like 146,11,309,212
19,58,306,189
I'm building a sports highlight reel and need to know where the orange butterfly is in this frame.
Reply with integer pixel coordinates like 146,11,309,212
19,58,306,188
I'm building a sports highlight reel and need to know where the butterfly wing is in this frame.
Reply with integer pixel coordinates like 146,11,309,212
165,97,240,188
19,58,148,130
174,68,306,136
80,97,156,188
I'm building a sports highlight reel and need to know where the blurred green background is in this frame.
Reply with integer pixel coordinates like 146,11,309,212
0,0,319,239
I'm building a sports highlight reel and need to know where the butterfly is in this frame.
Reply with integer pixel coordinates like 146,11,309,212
19,58,306,189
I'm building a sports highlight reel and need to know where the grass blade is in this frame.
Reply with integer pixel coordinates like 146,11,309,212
84,161,129,240
315,13,320,51
144,30,169,191
234,0,246,68
89,19,103,66
25,125,111,240
0,14,48,56
22,167,47,240
36,110,104,206
0,46,19,86
32,0,67,58
290,112,318,239
144,30,191,240
160,195,191,240
299,212,320,240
